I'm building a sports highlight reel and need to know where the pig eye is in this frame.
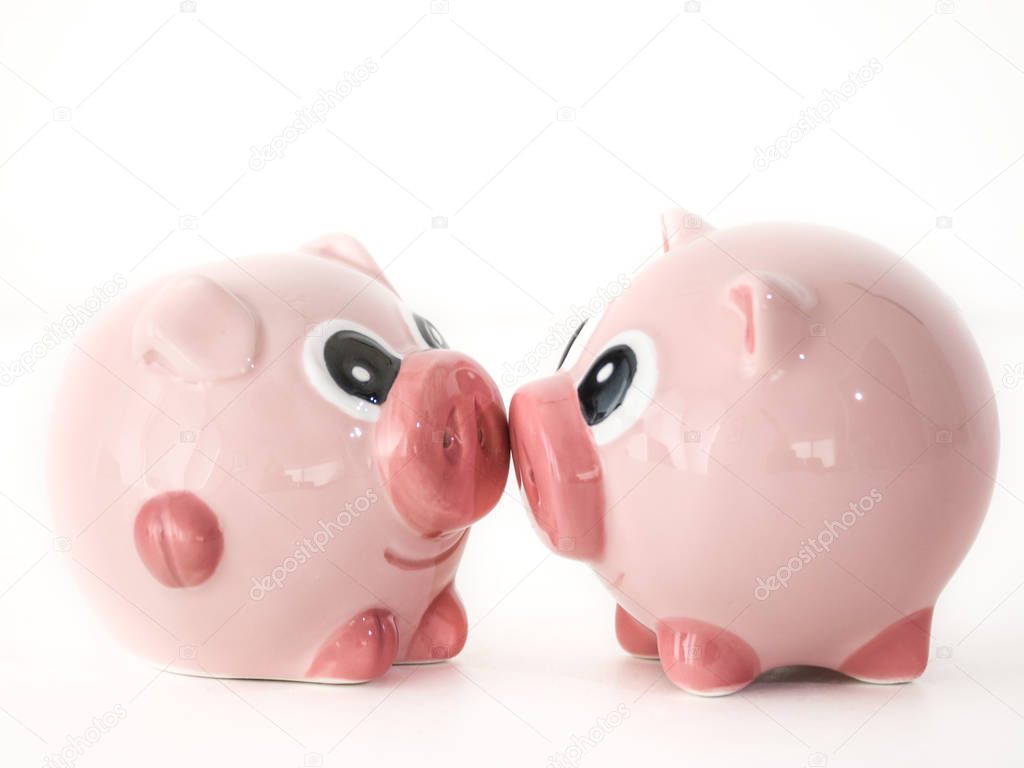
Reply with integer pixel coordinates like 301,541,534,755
413,314,448,349
304,321,402,421
323,331,400,405
578,346,636,425
576,330,657,445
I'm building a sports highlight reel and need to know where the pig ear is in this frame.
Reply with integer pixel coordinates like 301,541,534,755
728,272,813,375
132,275,259,382
661,208,713,253
304,233,397,294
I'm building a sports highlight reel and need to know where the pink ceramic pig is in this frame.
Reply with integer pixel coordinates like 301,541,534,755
49,234,509,683
510,210,998,695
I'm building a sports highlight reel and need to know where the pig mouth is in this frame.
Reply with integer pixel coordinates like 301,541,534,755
383,530,467,571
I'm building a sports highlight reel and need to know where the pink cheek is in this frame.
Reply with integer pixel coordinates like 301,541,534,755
134,491,224,588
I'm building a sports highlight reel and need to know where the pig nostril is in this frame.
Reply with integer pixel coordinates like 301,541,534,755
442,429,453,449
477,426,485,448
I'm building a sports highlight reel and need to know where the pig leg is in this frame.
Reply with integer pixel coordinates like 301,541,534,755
400,583,468,663
656,618,761,696
615,605,658,659
307,608,399,683
838,607,933,684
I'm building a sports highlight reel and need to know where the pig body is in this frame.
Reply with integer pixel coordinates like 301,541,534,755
510,212,998,695
50,236,509,682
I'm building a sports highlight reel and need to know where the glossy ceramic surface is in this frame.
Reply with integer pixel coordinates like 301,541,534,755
510,210,999,695
49,234,509,683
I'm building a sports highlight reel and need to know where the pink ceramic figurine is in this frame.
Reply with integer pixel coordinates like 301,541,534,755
509,210,998,695
50,234,509,683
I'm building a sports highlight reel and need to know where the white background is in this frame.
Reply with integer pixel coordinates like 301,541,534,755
1,0,1023,766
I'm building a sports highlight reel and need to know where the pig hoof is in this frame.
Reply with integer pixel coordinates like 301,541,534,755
839,608,933,684
307,609,399,683
615,605,658,659
656,618,761,696
401,584,467,663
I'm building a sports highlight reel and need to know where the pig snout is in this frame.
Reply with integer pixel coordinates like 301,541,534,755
509,373,606,560
376,350,509,535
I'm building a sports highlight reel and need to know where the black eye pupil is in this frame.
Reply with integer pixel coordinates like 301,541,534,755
578,345,636,425
323,331,400,405
414,314,448,349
